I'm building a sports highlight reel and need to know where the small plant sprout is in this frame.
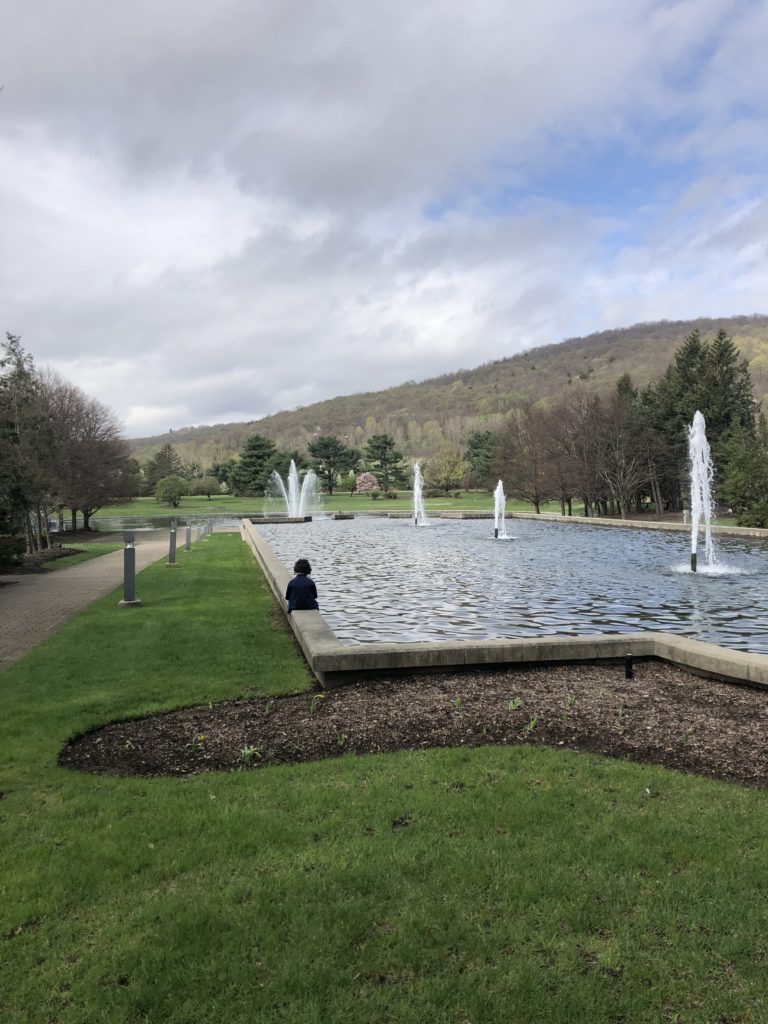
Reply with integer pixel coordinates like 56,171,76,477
507,698,522,711
336,733,349,750
308,694,325,716
238,745,261,768
524,717,538,734
566,694,577,708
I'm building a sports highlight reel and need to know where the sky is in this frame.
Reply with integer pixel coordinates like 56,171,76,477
1,0,767,438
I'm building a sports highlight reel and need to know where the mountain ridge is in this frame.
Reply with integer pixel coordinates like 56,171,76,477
128,314,768,465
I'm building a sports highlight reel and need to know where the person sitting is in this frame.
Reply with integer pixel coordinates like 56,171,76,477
285,558,319,614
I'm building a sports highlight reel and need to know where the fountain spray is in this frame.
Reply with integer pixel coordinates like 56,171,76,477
413,463,428,526
688,411,715,573
268,461,321,518
493,480,508,539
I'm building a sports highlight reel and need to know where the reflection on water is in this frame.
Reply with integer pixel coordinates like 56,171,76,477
92,515,243,532
258,517,768,653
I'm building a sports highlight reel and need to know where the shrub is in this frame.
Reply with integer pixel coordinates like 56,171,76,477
384,491,398,499
737,501,768,528
356,472,380,493
423,488,442,499
0,534,26,571
369,490,381,500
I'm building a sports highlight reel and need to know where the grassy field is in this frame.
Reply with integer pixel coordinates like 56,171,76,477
40,543,123,571
92,492,575,520
3,535,768,1022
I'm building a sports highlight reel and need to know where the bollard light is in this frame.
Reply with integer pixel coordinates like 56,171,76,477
185,524,192,551
167,522,180,567
625,654,633,680
118,531,142,607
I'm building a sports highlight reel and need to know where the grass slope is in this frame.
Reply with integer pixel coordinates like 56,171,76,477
2,535,768,1022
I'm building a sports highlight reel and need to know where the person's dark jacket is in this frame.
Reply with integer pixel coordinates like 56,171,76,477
285,574,318,613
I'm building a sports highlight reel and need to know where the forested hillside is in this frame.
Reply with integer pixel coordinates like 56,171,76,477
129,315,768,465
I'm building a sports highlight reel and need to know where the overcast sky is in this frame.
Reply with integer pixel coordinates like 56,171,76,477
2,1,767,437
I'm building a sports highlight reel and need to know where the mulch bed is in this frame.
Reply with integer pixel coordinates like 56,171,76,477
60,660,768,788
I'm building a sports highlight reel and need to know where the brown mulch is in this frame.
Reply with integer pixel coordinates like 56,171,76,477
59,660,768,788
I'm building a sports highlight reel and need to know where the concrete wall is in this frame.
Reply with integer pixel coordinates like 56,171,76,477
240,517,768,690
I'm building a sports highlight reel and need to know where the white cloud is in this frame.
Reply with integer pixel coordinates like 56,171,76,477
1,0,766,437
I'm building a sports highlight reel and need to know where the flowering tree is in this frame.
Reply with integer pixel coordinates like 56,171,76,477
355,472,380,493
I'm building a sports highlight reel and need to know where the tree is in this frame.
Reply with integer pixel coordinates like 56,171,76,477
463,430,496,490
597,381,651,519
0,334,55,551
231,434,277,495
642,327,758,509
145,444,183,492
189,475,221,499
424,448,469,494
363,434,405,492
355,472,380,493
491,404,554,513
720,419,768,519
41,373,134,529
307,436,360,495
155,474,187,508
210,459,238,490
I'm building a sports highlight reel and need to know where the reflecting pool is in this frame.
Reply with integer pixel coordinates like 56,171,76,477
257,516,768,653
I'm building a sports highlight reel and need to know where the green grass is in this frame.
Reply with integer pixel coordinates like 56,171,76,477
3,536,768,1021
40,543,123,571
92,492,570,520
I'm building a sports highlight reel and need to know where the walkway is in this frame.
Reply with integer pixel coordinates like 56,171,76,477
0,532,172,671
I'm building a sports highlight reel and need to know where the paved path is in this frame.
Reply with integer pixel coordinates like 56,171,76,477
0,532,172,671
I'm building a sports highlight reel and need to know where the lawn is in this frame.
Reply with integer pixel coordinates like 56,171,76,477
91,492,571,520
40,543,124,571
2,535,768,1022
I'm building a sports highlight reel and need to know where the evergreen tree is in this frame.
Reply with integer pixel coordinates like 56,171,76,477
231,434,277,495
463,430,497,489
307,436,359,495
145,444,183,492
363,434,405,492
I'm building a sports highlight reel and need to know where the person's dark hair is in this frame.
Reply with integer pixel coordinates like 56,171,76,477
293,558,312,575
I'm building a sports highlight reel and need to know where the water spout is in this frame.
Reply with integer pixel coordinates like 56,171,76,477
493,480,508,539
413,463,429,526
688,411,715,572
267,461,321,518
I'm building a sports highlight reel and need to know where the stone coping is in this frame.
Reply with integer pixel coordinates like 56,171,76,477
240,517,768,690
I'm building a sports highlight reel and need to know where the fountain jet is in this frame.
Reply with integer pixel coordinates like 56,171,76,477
267,461,321,518
493,480,508,539
688,411,715,572
413,463,429,526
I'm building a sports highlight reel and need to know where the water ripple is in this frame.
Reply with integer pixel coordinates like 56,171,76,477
259,518,768,654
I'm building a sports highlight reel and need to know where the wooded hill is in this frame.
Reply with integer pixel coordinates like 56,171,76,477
129,315,768,466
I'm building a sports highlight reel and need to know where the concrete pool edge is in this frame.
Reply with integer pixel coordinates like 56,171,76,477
240,518,768,690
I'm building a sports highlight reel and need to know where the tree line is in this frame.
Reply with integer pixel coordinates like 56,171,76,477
0,335,138,565
464,328,764,521
144,326,768,525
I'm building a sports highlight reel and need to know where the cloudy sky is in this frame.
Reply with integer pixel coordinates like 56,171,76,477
2,0,767,437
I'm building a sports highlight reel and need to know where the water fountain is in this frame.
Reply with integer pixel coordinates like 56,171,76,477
493,480,509,539
267,461,321,519
413,463,429,526
688,410,715,573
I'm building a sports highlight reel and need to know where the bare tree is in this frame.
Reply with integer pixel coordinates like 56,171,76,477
41,373,134,529
597,389,650,519
491,404,554,513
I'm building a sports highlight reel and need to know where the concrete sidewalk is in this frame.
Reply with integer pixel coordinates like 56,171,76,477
0,532,172,671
